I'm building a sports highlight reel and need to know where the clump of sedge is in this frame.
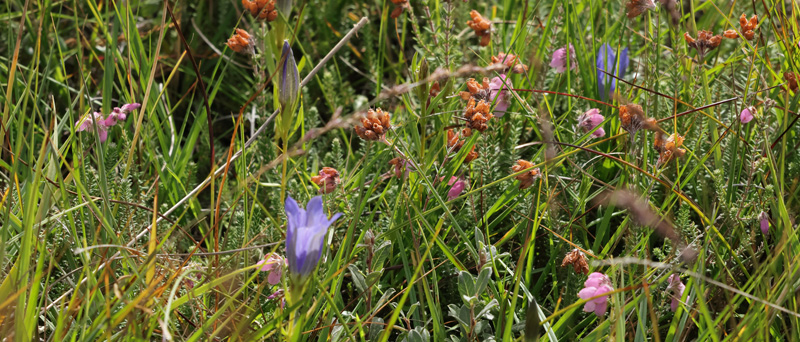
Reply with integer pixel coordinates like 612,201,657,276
561,249,590,275
226,29,254,54
467,10,492,46
684,30,722,59
491,52,528,74
625,0,656,19
311,167,340,194
355,108,391,141
242,0,278,21
511,160,541,190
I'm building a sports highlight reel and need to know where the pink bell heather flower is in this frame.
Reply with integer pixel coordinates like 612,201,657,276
550,44,577,73
447,176,467,200
739,106,755,124
578,108,606,138
666,274,685,312
759,211,769,235
256,253,286,285
488,75,513,117
577,272,613,316
267,289,286,309
75,112,110,142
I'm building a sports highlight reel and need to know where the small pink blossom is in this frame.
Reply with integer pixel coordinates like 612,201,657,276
759,211,769,235
578,108,606,138
75,112,110,142
740,106,755,124
447,176,467,200
488,75,513,117
550,44,577,73
666,274,685,312
257,253,286,285
577,272,613,316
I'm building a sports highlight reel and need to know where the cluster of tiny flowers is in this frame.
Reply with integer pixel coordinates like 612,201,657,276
724,14,758,40
550,44,577,73
354,108,392,141
561,249,590,275
511,159,541,190
619,103,657,134
242,0,278,21
683,30,722,58
226,29,254,54
311,167,340,194
75,103,140,143
491,52,528,74
653,132,686,165
577,108,605,138
466,10,492,46
578,272,613,316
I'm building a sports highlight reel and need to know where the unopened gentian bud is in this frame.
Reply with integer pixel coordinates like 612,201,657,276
279,40,300,114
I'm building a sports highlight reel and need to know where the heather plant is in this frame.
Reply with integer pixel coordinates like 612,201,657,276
3,0,800,341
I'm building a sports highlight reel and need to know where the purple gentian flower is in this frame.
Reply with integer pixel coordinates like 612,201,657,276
578,108,606,138
759,211,769,235
285,195,342,283
740,106,755,124
488,75,513,117
279,40,300,114
666,274,685,312
577,272,613,316
550,43,577,73
596,44,629,100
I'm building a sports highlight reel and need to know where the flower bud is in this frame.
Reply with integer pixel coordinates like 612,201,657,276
279,40,300,114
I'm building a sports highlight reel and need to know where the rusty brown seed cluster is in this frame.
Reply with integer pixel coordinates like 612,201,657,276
242,0,278,21
511,160,541,190
654,132,686,165
561,249,589,275
784,72,798,92
388,157,409,178
390,0,409,18
467,10,492,46
355,108,391,141
619,103,658,134
491,53,528,74
226,29,254,54
464,98,493,133
311,167,340,194
447,129,478,163
683,30,722,58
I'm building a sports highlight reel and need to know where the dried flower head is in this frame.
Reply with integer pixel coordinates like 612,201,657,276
355,108,391,141
460,77,492,102
739,14,758,40
447,129,465,151
784,71,798,92
723,30,739,39
550,44,577,73
467,10,492,46
464,145,479,163
464,97,493,132
390,0,409,18
511,159,541,190
388,157,413,178
619,103,657,134
491,52,528,74
429,81,441,98
242,0,278,21
311,167,341,194
226,29,254,54
626,0,656,19
684,30,722,58
561,249,590,275
654,132,686,165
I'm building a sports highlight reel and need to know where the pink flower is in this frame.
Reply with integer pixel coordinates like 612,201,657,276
75,112,110,142
550,44,577,73
257,253,286,285
759,211,769,235
666,274,685,312
740,106,755,124
267,289,286,309
578,108,606,138
447,176,467,200
489,75,513,117
577,272,613,316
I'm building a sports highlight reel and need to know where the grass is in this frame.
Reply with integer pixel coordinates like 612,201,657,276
2,0,800,340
